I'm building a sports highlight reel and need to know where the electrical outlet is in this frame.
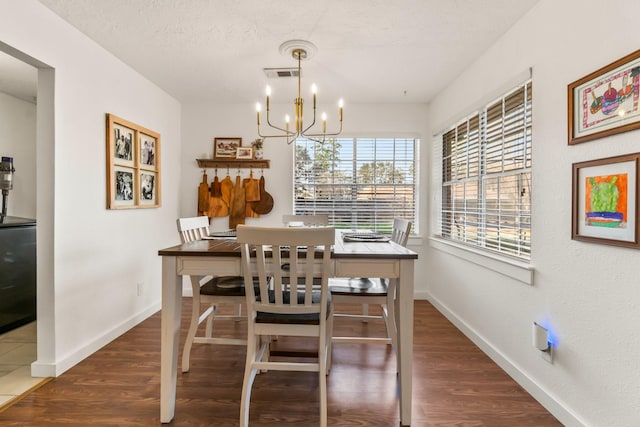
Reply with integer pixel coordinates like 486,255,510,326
541,346,553,363
137,282,143,296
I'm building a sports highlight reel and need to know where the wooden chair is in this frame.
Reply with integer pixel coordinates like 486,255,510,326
177,216,246,373
237,225,335,427
330,218,412,349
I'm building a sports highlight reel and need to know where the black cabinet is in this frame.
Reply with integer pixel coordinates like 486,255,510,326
0,217,36,334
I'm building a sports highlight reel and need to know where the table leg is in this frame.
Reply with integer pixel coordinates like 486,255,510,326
161,256,182,423
396,259,414,426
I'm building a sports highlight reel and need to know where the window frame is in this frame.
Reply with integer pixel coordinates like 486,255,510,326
439,79,532,261
293,137,418,234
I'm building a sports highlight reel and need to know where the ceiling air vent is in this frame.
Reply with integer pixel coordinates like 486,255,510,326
263,68,300,78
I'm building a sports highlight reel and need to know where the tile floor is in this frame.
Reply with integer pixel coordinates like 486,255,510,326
0,322,43,408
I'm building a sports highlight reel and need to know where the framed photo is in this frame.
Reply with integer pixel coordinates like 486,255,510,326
568,49,640,145
139,170,157,206
236,147,253,160
110,165,135,208
111,122,135,167
572,153,640,248
106,114,161,209
139,132,158,169
214,137,242,159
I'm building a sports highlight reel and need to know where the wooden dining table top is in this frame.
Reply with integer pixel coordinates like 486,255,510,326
158,230,418,260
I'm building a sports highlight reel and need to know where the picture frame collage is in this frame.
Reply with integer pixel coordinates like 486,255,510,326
568,49,640,248
106,113,161,209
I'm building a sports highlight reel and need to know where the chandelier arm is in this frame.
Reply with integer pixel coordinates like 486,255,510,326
264,121,294,135
304,136,327,144
301,100,317,134
258,124,297,139
260,132,299,139
303,120,343,138
265,109,293,135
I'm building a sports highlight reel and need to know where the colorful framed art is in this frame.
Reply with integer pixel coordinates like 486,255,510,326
572,153,640,248
568,49,640,145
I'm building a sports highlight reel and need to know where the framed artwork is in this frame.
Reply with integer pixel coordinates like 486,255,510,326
572,153,640,248
106,114,161,209
139,132,158,169
111,165,135,208
236,146,253,160
139,170,157,206
214,137,242,159
568,49,640,145
111,122,135,167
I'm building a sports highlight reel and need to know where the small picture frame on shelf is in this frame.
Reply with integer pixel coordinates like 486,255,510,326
214,137,242,159
236,147,253,160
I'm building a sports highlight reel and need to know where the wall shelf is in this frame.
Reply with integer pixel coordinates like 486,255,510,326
196,158,270,169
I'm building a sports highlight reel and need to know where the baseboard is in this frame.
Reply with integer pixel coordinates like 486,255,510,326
426,293,585,427
31,302,161,377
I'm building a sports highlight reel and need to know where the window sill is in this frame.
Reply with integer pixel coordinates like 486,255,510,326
428,237,534,285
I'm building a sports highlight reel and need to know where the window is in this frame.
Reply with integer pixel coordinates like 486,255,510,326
440,80,532,259
294,137,417,234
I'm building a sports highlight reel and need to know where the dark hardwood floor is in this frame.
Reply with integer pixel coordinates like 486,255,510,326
0,299,561,426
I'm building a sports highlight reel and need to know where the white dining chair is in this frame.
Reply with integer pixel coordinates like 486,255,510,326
330,218,412,349
237,225,335,427
177,216,247,373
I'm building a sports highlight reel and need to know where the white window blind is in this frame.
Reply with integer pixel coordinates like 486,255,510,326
441,80,532,259
294,137,417,234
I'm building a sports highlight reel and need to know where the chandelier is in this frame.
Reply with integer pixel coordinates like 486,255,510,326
256,40,343,144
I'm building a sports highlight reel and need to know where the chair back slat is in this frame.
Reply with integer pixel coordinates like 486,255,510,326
177,216,210,243
237,225,335,316
391,218,412,247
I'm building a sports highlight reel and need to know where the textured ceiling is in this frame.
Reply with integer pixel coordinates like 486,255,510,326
3,1,539,105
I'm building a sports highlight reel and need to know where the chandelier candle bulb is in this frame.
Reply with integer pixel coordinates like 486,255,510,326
256,103,261,125
322,112,327,133
312,84,317,109
265,86,271,111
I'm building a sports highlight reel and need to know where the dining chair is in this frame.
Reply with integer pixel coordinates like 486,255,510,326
330,218,412,349
177,216,246,373
237,224,335,427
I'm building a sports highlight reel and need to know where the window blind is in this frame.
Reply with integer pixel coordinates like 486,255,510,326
294,137,417,234
441,80,532,259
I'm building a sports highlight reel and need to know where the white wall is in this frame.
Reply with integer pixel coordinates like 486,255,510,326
180,101,429,289
0,1,181,376
180,102,429,228
427,0,640,426
0,92,36,218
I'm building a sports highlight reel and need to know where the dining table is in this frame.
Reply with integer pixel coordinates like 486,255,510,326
158,229,418,425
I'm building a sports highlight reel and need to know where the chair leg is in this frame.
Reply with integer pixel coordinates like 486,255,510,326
326,309,334,373
204,303,216,337
385,279,398,352
319,327,328,427
361,303,369,323
237,303,243,322
182,289,202,373
240,334,259,427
